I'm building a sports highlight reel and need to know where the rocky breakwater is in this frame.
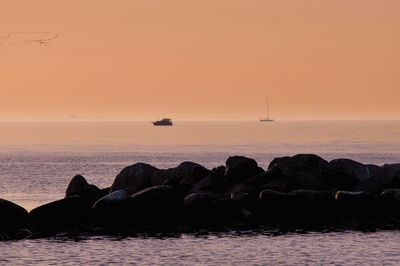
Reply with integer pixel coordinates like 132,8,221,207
1,154,400,240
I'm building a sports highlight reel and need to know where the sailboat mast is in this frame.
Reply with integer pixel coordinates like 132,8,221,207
266,98,269,119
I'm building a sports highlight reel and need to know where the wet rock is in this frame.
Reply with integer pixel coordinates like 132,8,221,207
0,198,28,236
28,196,91,232
111,163,159,194
225,156,264,185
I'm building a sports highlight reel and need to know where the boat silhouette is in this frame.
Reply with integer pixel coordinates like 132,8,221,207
153,118,173,126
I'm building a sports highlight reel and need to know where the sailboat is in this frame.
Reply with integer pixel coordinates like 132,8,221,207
259,98,274,122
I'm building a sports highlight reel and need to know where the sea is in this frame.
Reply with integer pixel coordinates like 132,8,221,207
0,120,399,265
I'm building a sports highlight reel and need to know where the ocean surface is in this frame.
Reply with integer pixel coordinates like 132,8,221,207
1,120,400,265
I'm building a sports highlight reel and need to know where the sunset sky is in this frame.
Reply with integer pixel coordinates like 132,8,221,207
1,0,399,120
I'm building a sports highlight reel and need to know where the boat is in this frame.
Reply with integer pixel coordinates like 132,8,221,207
153,118,173,126
259,98,274,122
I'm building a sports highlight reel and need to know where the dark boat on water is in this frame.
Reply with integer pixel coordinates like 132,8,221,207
153,118,173,126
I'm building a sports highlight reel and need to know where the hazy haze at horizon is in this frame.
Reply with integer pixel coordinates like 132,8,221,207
1,0,399,120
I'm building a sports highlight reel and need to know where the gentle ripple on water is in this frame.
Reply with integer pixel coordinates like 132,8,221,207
0,231,399,265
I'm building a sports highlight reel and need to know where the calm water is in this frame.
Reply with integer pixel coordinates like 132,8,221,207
0,120,400,264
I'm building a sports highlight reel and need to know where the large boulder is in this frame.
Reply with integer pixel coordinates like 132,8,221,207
288,190,336,225
350,163,400,194
66,174,99,197
380,188,400,204
211,165,226,178
183,192,221,225
111,163,159,194
65,175,107,205
334,191,375,219
28,196,92,232
225,156,264,185
258,189,293,223
382,164,400,178
329,159,381,182
378,189,400,218
163,162,211,194
0,199,28,236
353,171,400,194
267,154,359,191
190,174,224,194
93,189,129,208
246,171,292,193
150,168,174,187
127,185,182,226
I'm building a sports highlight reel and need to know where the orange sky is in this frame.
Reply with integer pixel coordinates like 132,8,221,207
1,0,399,120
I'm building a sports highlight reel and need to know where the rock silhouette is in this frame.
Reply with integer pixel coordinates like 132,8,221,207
1,154,400,240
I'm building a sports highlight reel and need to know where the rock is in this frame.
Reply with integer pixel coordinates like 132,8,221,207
211,165,226,177
381,188,400,204
382,164,400,178
0,199,28,236
93,189,129,208
329,159,380,182
183,192,220,225
28,196,91,232
351,164,400,194
150,168,174,187
189,174,224,194
247,171,292,193
354,175,400,195
230,182,256,195
128,185,182,226
334,190,371,201
225,156,264,185
65,175,107,206
378,189,400,218
66,174,99,197
231,191,250,203
288,190,336,225
91,189,131,228
268,154,359,191
334,191,374,219
111,163,159,194
163,162,211,195
258,189,293,223
211,197,241,225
